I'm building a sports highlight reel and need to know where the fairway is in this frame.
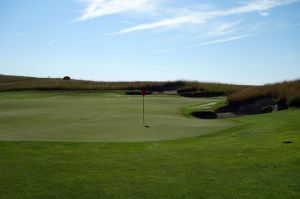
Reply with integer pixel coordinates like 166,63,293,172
0,91,231,142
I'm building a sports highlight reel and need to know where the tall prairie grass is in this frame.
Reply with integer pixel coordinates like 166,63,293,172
177,81,249,94
2,74,298,106
0,75,182,91
1,75,244,93
229,80,300,105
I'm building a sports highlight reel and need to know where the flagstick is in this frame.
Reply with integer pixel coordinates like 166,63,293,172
142,89,149,128
143,95,145,125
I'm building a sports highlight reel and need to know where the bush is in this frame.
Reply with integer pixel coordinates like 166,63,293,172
277,98,289,110
63,76,71,80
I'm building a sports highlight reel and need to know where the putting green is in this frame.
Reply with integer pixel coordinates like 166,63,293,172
0,91,232,142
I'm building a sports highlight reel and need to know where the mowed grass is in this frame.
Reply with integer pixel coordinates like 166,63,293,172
0,91,230,142
0,91,299,198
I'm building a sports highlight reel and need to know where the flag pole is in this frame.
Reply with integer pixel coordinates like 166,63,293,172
143,94,145,125
141,89,149,128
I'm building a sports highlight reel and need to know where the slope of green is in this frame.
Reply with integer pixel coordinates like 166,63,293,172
0,91,231,142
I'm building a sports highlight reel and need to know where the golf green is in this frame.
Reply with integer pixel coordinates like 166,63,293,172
0,91,230,142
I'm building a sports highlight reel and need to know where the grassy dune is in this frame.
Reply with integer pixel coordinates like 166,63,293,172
0,74,174,91
0,74,246,94
177,81,249,94
229,80,300,106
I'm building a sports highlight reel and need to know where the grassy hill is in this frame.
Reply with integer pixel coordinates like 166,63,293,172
228,80,300,107
0,74,248,94
0,74,174,91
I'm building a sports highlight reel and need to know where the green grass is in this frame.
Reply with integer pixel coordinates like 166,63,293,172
0,91,299,198
181,98,227,117
0,91,231,142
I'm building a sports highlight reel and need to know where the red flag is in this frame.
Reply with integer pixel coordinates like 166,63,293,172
141,89,146,96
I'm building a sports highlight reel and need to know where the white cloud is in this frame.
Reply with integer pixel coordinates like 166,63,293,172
156,34,254,53
224,0,296,15
204,21,241,37
76,0,155,21
115,11,218,34
259,11,270,16
115,13,209,34
195,34,253,46
114,0,299,34
75,0,299,51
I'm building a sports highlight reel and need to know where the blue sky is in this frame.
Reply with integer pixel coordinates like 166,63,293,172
0,0,300,84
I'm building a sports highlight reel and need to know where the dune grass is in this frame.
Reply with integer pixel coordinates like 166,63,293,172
0,74,183,92
177,81,249,94
0,74,247,95
229,80,300,106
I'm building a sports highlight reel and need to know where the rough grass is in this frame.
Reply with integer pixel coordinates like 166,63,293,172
0,77,174,92
0,74,247,95
229,80,300,106
177,81,249,95
0,74,184,91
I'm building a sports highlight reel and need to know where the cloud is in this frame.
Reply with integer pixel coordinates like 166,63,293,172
115,13,208,34
204,21,241,37
114,0,299,34
75,0,299,51
195,34,253,46
76,0,155,21
259,11,270,16
156,34,254,53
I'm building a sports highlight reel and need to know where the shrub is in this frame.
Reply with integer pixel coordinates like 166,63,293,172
63,76,71,80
